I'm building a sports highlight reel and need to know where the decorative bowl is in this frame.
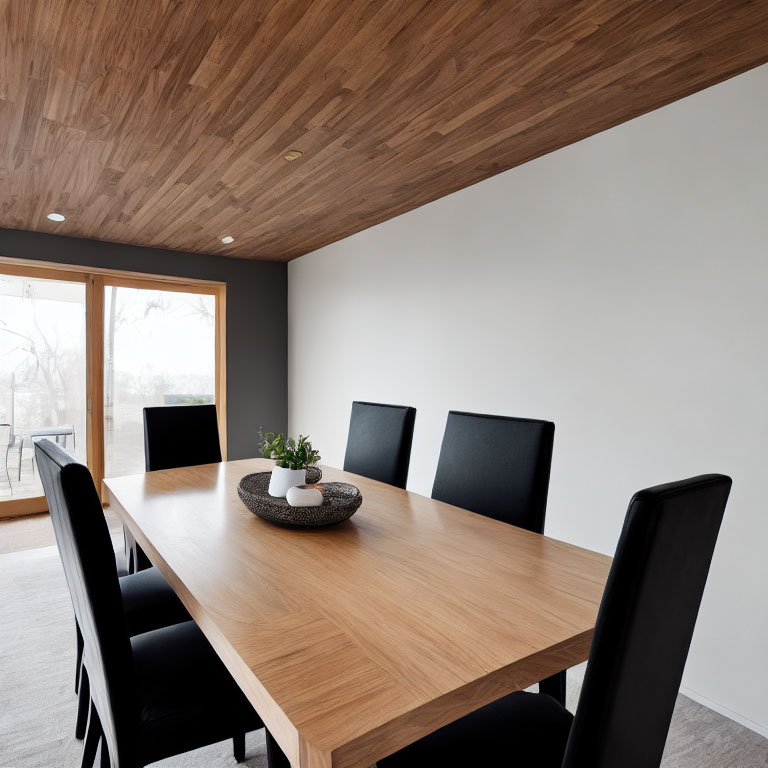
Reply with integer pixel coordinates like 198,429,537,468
238,470,362,528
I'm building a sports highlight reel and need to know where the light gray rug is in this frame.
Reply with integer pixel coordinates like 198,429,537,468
1,545,766,768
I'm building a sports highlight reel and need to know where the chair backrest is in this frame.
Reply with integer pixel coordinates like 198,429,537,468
343,402,416,489
143,404,222,472
431,411,555,532
562,474,731,768
35,439,137,767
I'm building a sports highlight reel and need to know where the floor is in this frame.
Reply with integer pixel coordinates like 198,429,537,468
0,452,44,502
1,516,766,768
0,509,123,554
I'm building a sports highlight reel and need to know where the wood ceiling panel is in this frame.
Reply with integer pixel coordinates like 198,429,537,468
1,0,767,261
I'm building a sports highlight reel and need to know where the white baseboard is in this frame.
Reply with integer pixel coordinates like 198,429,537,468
569,663,767,741
680,685,768,740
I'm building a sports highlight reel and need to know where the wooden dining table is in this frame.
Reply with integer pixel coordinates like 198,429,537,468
105,458,612,768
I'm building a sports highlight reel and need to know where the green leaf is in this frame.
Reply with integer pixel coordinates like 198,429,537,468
258,430,320,468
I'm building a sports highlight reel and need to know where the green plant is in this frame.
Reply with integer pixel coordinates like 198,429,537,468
258,430,320,470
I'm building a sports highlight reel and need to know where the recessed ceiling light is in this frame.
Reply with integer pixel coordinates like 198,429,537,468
47,212,65,222
283,150,303,162
221,235,235,244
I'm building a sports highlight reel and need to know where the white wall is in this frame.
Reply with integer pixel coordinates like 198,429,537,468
288,64,768,737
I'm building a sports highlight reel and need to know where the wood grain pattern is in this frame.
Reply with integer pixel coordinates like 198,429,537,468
105,459,612,768
0,1,767,261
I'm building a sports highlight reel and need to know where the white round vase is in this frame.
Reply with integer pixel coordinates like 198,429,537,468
268,466,306,498
286,485,323,507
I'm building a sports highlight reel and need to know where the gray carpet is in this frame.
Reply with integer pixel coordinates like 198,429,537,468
1,545,766,768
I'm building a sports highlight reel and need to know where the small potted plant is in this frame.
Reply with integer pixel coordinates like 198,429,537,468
259,431,321,498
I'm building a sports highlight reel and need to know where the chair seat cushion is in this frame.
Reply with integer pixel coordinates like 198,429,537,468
119,566,190,636
132,621,262,765
378,691,573,768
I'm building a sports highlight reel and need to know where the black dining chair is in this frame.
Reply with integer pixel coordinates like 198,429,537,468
73,564,191,741
143,404,222,472
431,411,564,703
34,440,212,747
35,439,262,768
36,438,190,742
343,401,416,488
126,404,222,573
432,411,554,530
379,473,731,768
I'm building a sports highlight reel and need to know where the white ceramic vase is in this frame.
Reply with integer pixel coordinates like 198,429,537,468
268,466,306,498
285,485,323,507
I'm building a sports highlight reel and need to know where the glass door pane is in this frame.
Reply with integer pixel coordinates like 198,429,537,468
103,286,216,478
0,273,87,502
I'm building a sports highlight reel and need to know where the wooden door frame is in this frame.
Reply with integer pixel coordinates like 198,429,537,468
0,256,226,518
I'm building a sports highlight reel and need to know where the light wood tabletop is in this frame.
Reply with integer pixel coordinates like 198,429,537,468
105,459,612,768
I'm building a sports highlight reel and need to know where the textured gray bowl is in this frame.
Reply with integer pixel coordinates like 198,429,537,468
237,470,362,527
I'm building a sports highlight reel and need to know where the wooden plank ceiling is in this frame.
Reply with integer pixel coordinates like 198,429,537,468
1,1,767,262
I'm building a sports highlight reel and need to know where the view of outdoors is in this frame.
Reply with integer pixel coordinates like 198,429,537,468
0,274,87,501
104,286,216,478
0,274,217,503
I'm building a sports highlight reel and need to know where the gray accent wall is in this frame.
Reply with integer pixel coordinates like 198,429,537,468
0,228,287,459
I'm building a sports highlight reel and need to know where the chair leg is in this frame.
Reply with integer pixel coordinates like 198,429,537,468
4,444,12,494
233,732,246,762
99,736,111,768
134,543,151,572
81,700,101,768
539,669,567,706
75,622,84,694
123,528,133,575
266,729,291,768
75,667,90,740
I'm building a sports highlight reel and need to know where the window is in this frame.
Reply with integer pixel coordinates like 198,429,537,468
0,260,225,518
0,274,87,506
104,285,216,478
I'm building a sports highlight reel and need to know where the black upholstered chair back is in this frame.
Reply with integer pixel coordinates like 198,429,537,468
35,439,137,766
431,411,555,532
343,401,416,488
143,404,222,472
562,474,731,768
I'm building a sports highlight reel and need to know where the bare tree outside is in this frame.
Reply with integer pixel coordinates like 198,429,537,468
0,275,217,498
0,275,86,499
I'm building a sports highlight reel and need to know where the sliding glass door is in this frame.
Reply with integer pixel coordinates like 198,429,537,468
0,260,225,518
0,271,87,513
103,285,217,479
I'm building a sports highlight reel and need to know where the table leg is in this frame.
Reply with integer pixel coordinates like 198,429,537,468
266,730,291,768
